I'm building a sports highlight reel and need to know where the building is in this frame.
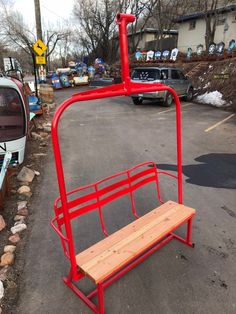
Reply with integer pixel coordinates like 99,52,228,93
127,28,178,51
175,4,236,53
113,28,178,53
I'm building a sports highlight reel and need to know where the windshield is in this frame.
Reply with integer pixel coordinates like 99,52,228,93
0,87,25,141
131,69,160,81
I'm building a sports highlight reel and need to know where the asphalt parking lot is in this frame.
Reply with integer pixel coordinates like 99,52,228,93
16,88,236,314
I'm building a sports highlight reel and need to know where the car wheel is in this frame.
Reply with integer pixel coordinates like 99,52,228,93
163,92,173,107
132,97,143,105
185,87,194,102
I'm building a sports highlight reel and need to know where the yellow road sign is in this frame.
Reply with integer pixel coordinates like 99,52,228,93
35,56,46,64
33,39,47,56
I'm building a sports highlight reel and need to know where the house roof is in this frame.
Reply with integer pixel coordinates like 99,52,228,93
113,28,178,39
175,4,236,23
127,28,178,36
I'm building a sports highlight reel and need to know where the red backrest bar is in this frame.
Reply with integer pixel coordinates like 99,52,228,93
55,162,158,224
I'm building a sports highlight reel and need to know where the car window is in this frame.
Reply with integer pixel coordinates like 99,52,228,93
177,70,186,80
132,69,160,81
171,70,180,80
160,70,168,79
0,87,25,141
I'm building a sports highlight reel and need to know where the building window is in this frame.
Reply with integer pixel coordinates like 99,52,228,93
189,20,196,30
216,13,226,26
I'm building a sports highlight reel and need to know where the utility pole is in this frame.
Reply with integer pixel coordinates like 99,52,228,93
34,0,46,94
34,0,43,40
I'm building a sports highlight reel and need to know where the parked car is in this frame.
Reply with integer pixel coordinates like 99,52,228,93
131,67,194,106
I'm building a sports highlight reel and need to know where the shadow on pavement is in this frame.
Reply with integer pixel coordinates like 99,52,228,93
157,153,236,189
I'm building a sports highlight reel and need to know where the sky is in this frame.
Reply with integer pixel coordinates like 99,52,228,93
14,0,75,30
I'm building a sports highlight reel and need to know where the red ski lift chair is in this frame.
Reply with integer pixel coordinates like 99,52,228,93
51,13,196,314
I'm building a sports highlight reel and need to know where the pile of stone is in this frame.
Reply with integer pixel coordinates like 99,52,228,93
0,166,40,305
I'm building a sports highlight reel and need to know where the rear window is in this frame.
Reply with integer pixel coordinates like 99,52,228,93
0,87,25,141
131,69,160,81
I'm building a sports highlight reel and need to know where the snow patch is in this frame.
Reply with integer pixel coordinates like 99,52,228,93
196,91,227,107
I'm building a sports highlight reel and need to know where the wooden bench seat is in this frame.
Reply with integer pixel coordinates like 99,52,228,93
76,201,195,284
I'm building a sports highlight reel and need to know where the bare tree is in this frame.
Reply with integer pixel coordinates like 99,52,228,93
148,0,201,50
126,0,158,52
0,0,73,71
74,0,119,62
73,0,158,62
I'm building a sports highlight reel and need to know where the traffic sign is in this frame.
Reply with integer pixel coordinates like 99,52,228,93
35,56,46,64
33,39,47,56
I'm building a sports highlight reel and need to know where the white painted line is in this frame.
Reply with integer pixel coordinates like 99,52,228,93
158,103,192,115
205,113,235,132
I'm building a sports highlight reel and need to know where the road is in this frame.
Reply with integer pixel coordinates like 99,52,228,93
16,87,236,314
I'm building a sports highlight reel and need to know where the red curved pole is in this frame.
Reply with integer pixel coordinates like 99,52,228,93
51,13,183,280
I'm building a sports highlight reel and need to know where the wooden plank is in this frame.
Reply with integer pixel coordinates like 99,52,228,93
81,207,195,283
76,201,178,265
76,202,195,283
80,205,182,271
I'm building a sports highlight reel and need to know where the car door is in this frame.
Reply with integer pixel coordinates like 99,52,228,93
169,69,182,95
177,70,189,95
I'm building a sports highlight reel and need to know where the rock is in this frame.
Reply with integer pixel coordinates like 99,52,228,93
17,201,28,210
10,189,17,194
0,252,14,266
0,216,6,232
31,132,42,140
14,215,25,222
0,266,9,281
17,208,28,216
11,223,27,234
17,186,31,194
33,153,47,157
34,170,40,176
0,280,4,300
14,220,24,226
4,245,16,253
8,234,20,244
17,166,35,183
39,132,49,138
43,125,51,132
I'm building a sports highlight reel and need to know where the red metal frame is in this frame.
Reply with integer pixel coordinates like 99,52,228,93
51,13,193,314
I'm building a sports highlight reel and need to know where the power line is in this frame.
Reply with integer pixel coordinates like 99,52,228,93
40,1,71,23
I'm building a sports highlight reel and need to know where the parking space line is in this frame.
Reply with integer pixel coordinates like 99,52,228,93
158,103,192,115
204,114,235,132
